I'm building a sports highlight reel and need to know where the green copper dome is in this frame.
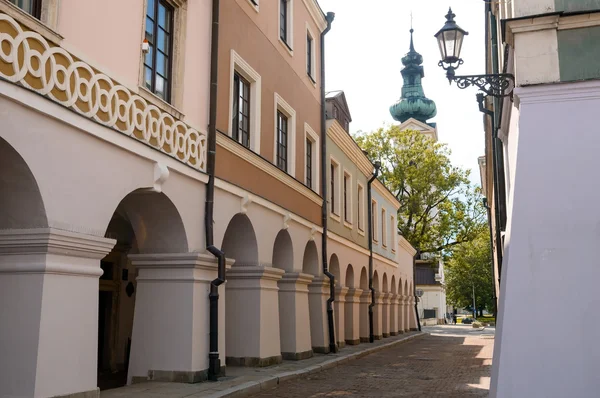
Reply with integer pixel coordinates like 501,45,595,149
389,29,437,124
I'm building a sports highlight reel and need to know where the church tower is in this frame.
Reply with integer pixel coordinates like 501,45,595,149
389,29,439,141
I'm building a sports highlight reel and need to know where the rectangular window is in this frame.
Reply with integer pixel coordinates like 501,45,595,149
331,163,335,214
144,0,174,102
307,34,313,77
232,72,251,148
280,0,288,43
344,174,348,222
9,0,41,18
306,139,312,189
357,184,364,231
391,214,396,251
382,208,387,247
276,111,288,171
371,200,377,241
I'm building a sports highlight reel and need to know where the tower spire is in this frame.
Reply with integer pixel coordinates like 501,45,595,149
389,28,437,124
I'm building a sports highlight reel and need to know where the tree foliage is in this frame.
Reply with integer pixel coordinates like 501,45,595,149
445,226,494,313
354,125,485,254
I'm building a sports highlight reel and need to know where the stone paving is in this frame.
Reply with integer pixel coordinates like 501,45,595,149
100,331,423,398
250,325,495,398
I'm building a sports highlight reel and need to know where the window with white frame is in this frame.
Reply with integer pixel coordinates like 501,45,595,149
274,93,296,176
229,50,261,152
343,171,352,225
357,183,365,232
306,26,316,81
279,0,293,51
144,0,175,102
330,158,341,218
382,207,387,247
304,123,319,192
8,0,41,18
391,214,396,252
371,199,378,242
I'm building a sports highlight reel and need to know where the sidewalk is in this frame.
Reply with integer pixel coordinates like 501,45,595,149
101,332,424,398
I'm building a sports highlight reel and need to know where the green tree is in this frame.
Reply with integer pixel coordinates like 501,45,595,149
445,227,494,316
354,125,484,255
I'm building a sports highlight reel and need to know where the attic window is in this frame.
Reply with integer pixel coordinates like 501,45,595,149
333,106,338,118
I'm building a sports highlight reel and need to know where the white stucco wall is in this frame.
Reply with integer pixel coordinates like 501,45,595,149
491,81,600,397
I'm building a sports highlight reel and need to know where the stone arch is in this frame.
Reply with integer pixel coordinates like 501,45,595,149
272,229,294,272
329,254,341,286
0,137,47,229
345,264,355,288
222,213,259,266
398,278,403,296
106,190,188,254
404,280,409,296
302,240,320,276
373,270,380,291
383,273,389,293
359,267,368,290
391,275,397,294
100,189,188,388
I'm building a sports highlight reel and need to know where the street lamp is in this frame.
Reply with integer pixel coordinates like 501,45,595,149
435,8,514,98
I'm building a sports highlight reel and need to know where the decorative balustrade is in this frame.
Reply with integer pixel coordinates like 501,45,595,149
0,12,206,171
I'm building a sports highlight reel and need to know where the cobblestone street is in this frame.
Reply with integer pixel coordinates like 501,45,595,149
249,326,494,398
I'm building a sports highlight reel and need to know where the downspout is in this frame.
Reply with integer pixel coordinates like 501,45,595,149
367,162,381,343
483,197,498,318
320,11,337,354
477,93,502,311
206,0,225,381
413,249,421,332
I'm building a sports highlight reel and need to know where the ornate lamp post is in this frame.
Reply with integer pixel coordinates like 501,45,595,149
435,8,514,98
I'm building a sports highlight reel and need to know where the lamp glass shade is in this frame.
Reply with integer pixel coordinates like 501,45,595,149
434,8,468,65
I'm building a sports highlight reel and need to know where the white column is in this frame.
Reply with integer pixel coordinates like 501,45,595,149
308,278,330,353
397,296,405,333
404,296,410,332
127,252,224,384
226,266,284,366
359,291,370,343
492,82,600,398
373,292,383,340
390,294,399,336
334,286,348,349
0,228,115,398
278,272,314,360
382,292,391,338
344,288,362,345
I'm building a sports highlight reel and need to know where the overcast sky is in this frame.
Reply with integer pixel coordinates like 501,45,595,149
318,0,486,184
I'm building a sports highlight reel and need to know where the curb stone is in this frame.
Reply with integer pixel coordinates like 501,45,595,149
209,332,425,397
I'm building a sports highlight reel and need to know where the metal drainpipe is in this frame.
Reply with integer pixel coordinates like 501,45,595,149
477,93,503,307
488,4,507,284
483,197,498,319
413,249,421,332
367,163,380,342
206,0,225,381
320,11,337,354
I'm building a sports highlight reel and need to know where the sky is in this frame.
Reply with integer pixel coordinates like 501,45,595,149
318,0,486,184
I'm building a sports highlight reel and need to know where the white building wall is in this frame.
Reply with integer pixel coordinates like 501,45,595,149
491,81,600,397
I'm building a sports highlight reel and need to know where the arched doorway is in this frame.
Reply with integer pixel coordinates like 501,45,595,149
99,190,187,389
330,254,345,348
303,241,329,353
223,213,284,365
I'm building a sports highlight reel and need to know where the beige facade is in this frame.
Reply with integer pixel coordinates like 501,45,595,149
0,1,417,397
